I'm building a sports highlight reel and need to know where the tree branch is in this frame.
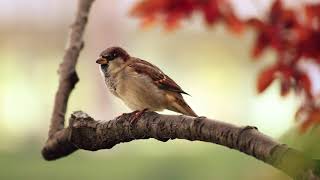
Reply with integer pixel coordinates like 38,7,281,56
45,111,320,180
42,0,95,160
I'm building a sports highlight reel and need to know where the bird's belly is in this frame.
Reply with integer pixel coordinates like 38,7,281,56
117,75,166,111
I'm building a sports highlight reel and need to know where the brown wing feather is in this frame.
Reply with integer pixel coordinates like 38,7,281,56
129,58,189,95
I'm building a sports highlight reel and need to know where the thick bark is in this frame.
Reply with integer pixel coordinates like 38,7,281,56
44,111,320,180
42,0,320,179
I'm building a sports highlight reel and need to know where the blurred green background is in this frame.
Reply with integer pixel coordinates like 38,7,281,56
0,0,318,180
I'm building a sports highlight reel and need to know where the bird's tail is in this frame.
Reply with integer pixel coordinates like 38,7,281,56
168,95,198,117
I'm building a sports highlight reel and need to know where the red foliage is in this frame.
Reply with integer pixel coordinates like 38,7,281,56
257,65,277,93
131,0,320,131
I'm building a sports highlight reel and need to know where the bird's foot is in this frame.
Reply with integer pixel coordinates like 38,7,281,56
129,108,148,124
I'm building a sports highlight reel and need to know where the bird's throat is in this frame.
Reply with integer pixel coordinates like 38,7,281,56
100,64,110,77
101,64,108,70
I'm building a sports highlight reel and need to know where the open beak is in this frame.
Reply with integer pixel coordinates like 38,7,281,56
96,57,108,65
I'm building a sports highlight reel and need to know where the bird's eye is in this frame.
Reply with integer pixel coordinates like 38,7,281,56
101,55,109,59
101,52,118,61
106,53,118,61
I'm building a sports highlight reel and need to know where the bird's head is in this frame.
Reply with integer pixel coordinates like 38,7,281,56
96,47,130,72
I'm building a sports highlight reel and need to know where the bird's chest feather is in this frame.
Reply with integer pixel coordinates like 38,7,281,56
101,65,119,96
104,76,118,96
116,70,166,110
102,65,166,110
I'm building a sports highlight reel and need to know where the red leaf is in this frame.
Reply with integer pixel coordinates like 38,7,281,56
247,18,265,30
300,31,320,59
224,11,244,34
220,2,244,34
300,109,320,133
252,31,269,58
297,72,312,98
257,65,278,93
202,0,220,25
280,78,291,97
141,16,156,28
165,12,183,30
279,67,293,96
130,0,167,17
305,4,320,30
270,0,283,24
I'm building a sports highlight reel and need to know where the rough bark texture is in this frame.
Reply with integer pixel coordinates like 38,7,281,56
66,111,318,180
42,0,95,160
42,0,320,179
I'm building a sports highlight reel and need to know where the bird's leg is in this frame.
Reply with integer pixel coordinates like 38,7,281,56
128,108,149,124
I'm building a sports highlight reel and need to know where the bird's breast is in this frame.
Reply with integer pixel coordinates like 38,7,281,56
103,73,119,97
116,70,167,111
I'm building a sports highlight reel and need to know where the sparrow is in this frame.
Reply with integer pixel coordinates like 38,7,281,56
96,46,197,119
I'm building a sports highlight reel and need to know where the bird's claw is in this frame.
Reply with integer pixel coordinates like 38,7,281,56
128,108,148,124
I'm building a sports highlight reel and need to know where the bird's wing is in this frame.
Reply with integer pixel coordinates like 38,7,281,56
128,58,189,95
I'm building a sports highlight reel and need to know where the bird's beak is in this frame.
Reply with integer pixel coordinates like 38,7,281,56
96,57,108,65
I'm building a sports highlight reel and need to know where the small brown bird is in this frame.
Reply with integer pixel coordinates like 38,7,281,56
96,47,197,118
